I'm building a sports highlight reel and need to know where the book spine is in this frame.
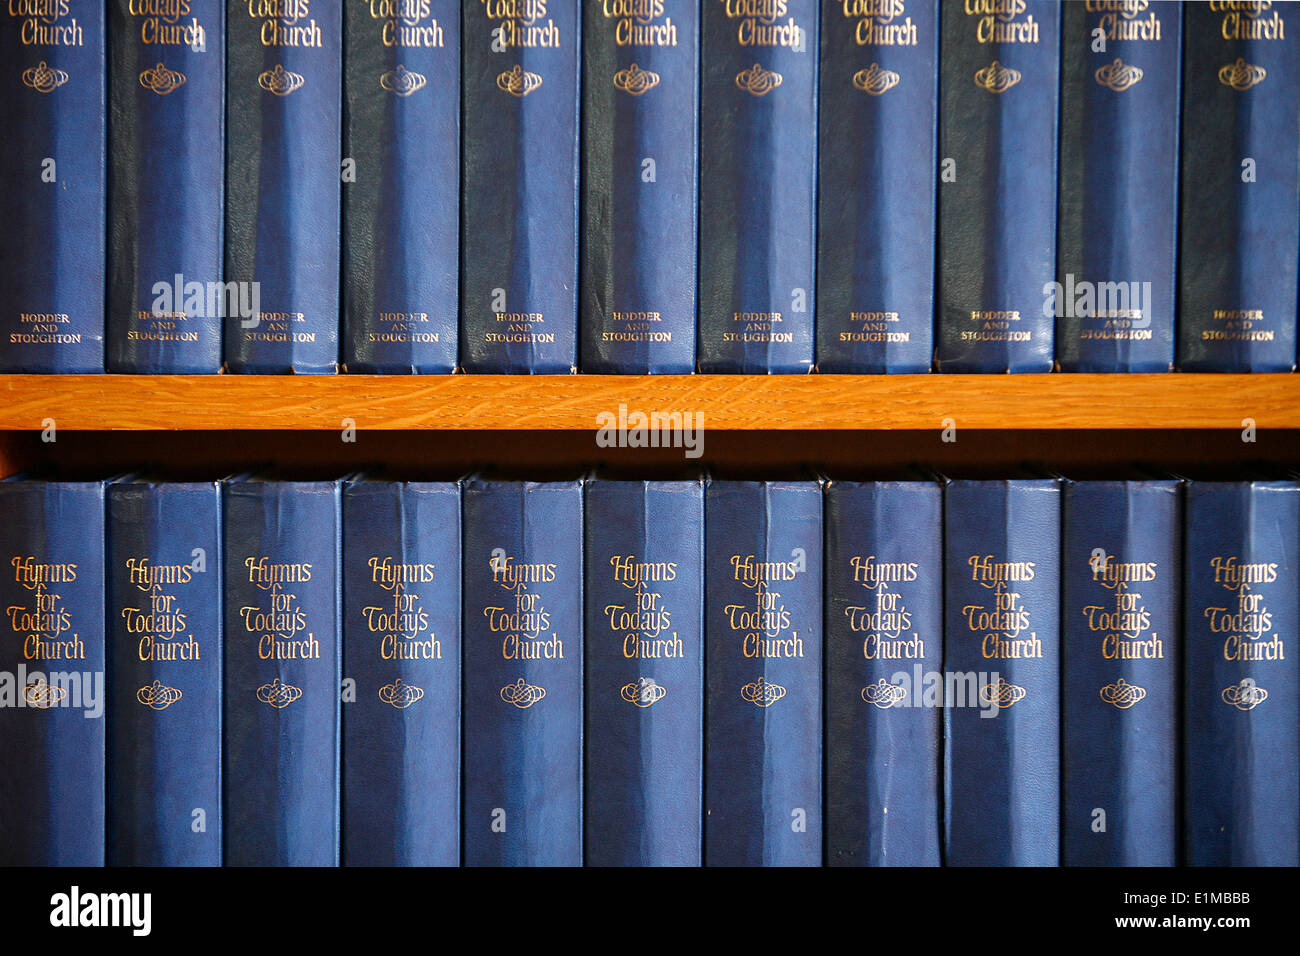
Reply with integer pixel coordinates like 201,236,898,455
107,482,222,866
108,1,224,374
222,480,341,865
0,481,105,865
224,0,341,373
580,0,698,374
944,479,1060,866
815,0,936,374
1184,481,1300,865
460,0,579,373
1062,480,1179,866
1178,4,1299,372
1056,1,1179,372
937,0,1058,372
584,478,703,866
705,480,822,865
342,480,461,866
0,1,105,373
342,1,459,373
698,0,817,373
462,479,583,865
825,480,941,866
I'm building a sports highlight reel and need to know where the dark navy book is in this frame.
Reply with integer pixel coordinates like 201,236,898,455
580,0,698,373
937,0,1059,372
462,478,583,865
107,480,222,866
699,0,817,373
108,1,224,374
584,477,703,866
343,1,459,373
222,476,342,866
0,2,105,373
705,479,822,865
825,479,941,866
944,478,1060,866
1178,3,1298,372
342,478,460,866
1057,1,1180,372
1062,479,1179,867
461,1,579,373
1184,480,1299,866
816,0,936,373
0,478,105,865
225,1,341,373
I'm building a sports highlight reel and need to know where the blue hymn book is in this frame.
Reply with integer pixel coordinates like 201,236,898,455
222,476,342,866
1184,480,1299,866
0,478,105,865
825,479,941,866
584,478,704,866
462,478,583,866
1056,1,1180,372
461,0,580,373
705,479,822,866
944,478,1060,866
580,0,698,374
107,480,222,866
937,0,1058,372
0,2,105,373
108,1,224,374
1062,479,1179,867
816,0,936,374
343,1,459,373
224,1,341,373
342,478,461,866
699,0,817,373
1178,3,1298,372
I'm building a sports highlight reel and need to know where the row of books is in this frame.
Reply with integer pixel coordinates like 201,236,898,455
2,2,1298,375
1,472,1296,867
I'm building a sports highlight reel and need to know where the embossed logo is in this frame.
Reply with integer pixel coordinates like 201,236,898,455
500,677,546,708
380,65,426,97
256,677,302,709
735,63,782,97
258,64,305,97
613,63,660,95
973,61,1021,94
1221,678,1268,711
852,63,900,96
620,677,666,707
137,680,183,710
980,676,1026,708
24,676,65,708
1094,58,1143,92
1218,58,1266,91
1098,678,1146,709
740,677,786,707
139,63,187,96
378,678,424,709
497,65,543,97
22,61,68,93
861,677,908,709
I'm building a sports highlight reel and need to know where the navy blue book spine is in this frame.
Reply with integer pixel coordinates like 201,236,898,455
343,0,459,373
462,479,583,865
1056,1,1179,372
0,480,105,866
1178,3,1299,371
222,479,341,866
705,480,822,865
699,0,818,373
815,0,936,373
224,1,341,373
108,1,225,373
460,0,580,373
342,480,461,866
580,0,698,373
825,479,941,866
0,2,105,373
1062,479,1179,866
944,478,1060,866
584,478,703,866
937,0,1059,372
1184,481,1300,866
107,481,222,866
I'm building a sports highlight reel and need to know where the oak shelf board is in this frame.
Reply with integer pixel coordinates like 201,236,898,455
0,373,1295,432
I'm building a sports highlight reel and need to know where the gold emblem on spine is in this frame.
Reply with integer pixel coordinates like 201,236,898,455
380,65,427,97
1098,678,1146,709
1221,678,1268,711
740,677,786,707
735,63,782,97
973,61,1021,94
620,677,666,707
861,677,908,709
1218,58,1266,91
1094,58,1143,92
500,677,546,708
258,64,306,97
256,677,303,709
23,676,66,708
613,63,660,96
137,680,183,710
378,678,425,708
852,63,900,96
980,676,1027,709
497,64,543,97
139,63,187,96
21,61,69,93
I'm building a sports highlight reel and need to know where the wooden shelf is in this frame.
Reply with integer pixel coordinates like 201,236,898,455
0,373,1297,431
